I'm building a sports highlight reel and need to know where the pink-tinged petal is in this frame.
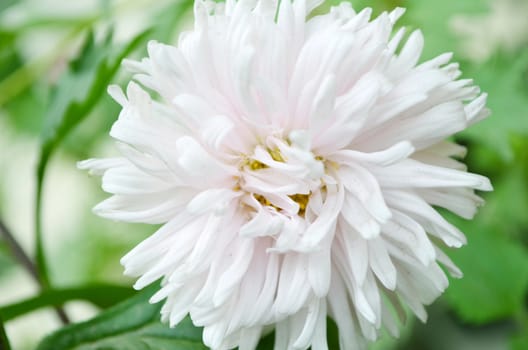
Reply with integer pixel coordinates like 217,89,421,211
338,164,392,223
368,238,397,290
330,141,414,167
374,158,492,191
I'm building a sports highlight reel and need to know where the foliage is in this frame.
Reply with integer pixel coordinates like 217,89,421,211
37,284,207,350
34,28,152,287
460,51,528,160
0,284,135,322
444,219,528,324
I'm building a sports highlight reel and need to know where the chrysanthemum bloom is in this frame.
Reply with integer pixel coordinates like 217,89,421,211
79,0,492,349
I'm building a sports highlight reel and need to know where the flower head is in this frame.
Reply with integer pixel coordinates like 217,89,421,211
80,0,492,349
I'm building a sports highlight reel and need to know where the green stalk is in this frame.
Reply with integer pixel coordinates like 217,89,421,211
35,151,51,290
1,215,69,324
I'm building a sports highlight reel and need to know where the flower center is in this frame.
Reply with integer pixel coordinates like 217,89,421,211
237,141,324,217
288,193,311,215
246,147,284,170
253,192,311,216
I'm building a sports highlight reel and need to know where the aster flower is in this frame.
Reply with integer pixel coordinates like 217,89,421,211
79,0,492,349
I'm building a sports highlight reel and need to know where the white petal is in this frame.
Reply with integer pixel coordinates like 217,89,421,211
336,223,369,286
392,30,424,74
368,238,397,290
330,141,414,167
176,136,235,183
384,190,468,247
338,164,392,223
77,158,127,176
187,188,240,215
435,246,463,278
376,158,492,191
213,238,255,306
308,247,332,297
300,183,343,248
341,195,381,240
327,270,365,350
93,192,189,224
239,208,284,237
292,299,323,349
382,210,436,266
275,253,310,315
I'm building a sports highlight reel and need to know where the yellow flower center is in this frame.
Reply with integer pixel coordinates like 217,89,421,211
253,192,311,216
239,147,316,216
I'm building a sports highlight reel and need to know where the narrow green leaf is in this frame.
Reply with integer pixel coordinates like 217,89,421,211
36,284,207,350
0,30,21,81
39,28,151,153
34,28,151,288
0,284,134,322
0,314,12,350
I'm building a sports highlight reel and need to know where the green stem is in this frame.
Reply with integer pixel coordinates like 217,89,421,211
0,219,39,281
35,150,72,325
0,217,69,324
35,151,51,290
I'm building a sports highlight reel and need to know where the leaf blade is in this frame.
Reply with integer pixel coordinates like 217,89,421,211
34,28,152,288
0,284,135,322
36,284,207,350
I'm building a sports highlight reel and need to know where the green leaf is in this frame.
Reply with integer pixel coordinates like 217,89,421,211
511,331,528,350
475,165,528,239
443,220,528,324
34,28,151,287
39,28,150,153
3,87,47,135
37,284,207,350
0,284,135,322
0,30,21,80
459,51,528,161
442,143,528,325
0,313,12,350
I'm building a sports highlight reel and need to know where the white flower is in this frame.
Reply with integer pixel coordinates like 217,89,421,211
79,0,492,349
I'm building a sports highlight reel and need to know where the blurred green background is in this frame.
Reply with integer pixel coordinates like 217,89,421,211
0,0,527,349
